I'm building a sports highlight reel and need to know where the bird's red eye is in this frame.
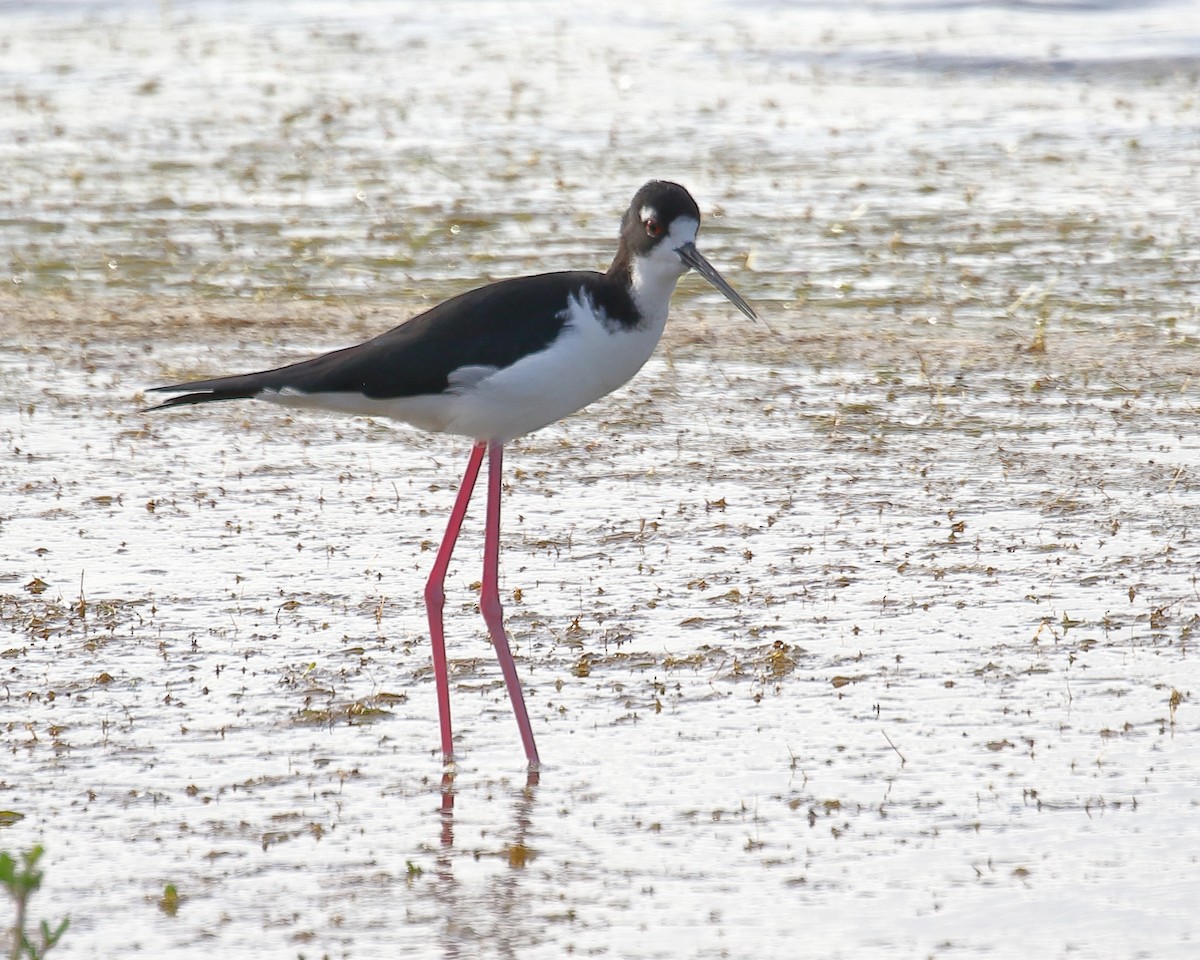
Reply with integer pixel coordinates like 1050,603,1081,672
644,218,662,238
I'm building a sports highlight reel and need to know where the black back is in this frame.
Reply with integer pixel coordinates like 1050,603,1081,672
149,270,636,407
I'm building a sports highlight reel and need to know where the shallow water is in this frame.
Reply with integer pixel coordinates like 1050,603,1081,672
2,1,1199,958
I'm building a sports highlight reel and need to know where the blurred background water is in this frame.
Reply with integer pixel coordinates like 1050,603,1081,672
2,0,1197,333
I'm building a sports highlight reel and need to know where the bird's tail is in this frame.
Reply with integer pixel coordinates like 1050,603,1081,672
144,373,272,411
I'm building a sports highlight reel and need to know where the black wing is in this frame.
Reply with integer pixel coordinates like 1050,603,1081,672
147,271,610,410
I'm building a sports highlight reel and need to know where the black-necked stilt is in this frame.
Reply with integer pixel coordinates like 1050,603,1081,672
148,180,757,768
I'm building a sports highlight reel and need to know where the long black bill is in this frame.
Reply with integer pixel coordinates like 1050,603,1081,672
676,241,758,322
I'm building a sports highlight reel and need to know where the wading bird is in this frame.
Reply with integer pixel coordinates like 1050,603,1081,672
148,180,758,768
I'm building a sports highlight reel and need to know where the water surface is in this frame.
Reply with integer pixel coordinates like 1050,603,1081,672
2,2,1198,958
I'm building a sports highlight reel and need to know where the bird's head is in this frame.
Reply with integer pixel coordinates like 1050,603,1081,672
618,180,757,322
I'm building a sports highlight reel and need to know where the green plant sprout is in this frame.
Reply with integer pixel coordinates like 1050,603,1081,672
1,846,70,960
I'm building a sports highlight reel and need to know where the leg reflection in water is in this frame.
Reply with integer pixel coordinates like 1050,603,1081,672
432,769,542,956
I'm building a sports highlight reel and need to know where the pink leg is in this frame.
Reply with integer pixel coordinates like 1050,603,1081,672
480,441,541,767
425,441,486,763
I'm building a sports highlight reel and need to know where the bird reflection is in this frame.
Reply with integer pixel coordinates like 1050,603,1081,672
433,768,541,957
439,770,456,849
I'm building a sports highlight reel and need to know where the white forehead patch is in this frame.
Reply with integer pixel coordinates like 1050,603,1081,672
639,205,657,223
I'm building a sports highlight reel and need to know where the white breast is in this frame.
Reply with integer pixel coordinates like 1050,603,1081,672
435,288,670,441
